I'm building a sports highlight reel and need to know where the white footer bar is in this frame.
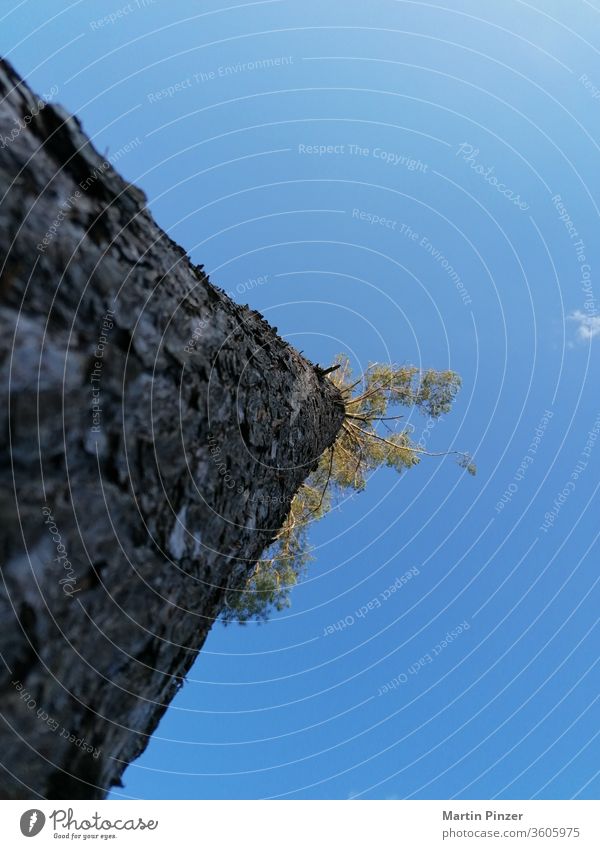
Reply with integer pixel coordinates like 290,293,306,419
0,800,597,847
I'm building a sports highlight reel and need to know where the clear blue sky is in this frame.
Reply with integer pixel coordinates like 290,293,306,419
4,0,600,800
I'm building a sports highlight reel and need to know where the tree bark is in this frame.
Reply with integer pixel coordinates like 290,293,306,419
0,59,344,799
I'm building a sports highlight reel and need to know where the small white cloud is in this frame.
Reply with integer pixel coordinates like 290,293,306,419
568,310,600,342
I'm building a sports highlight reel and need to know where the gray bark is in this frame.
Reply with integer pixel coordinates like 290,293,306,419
0,59,344,799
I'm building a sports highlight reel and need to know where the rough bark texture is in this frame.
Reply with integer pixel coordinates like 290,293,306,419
0,59,344,799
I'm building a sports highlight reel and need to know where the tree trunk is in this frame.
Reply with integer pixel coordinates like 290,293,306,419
0,59,344,799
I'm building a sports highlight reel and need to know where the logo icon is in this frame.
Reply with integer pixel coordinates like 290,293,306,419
19,810,45,837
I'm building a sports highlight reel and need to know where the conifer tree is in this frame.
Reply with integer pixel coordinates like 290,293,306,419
223,355,475,622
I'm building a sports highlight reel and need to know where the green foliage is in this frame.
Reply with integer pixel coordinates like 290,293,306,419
222,355,475,623
221,476,330,624
457,452,477,476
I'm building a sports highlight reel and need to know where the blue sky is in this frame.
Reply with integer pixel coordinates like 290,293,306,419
4,0,600,799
